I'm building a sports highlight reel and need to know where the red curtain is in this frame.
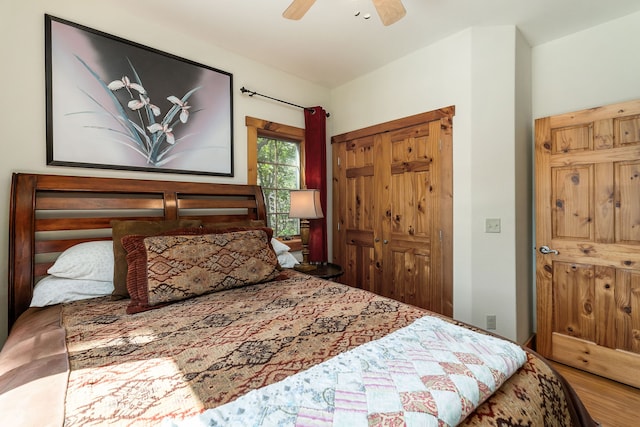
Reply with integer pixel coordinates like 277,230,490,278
304,106,328,262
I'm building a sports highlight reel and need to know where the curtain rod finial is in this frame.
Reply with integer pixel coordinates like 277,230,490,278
241,86,329,116
240,86,256,96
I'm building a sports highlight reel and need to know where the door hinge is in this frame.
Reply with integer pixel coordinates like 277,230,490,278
439,230,443,241
337,222,341,231
439,138,442,151
337,156,341,166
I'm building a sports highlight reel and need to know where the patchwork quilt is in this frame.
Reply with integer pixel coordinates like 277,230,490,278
164,316,527,427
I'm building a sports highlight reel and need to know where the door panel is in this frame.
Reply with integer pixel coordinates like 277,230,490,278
594,265,616,348
344,136,377,294
616,114,640,147
551,165,593,240
386,238,432,307
344,235,375,293
535,99,640,388
551,124,592,153
616,269,640,353
615,160,640,243
382,124,438,311
345,136,375,232
552,261,596,342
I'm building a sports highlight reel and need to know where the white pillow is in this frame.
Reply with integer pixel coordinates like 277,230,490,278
47,241,114,282
271,238,291,255
278,252,299,268
30,276,114,307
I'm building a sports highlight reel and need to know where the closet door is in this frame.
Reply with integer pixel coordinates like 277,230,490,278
334,135,378,294
378,121,445,312
332,108,454,316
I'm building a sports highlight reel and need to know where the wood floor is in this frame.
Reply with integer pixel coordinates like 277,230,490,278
550,361,640,427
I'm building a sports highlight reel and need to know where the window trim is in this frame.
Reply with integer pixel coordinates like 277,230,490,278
246,116,306,187
246,116,305,251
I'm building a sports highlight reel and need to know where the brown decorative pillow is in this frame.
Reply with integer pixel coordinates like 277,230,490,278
198,220,282,270
122,228,280,314
110,219,201,300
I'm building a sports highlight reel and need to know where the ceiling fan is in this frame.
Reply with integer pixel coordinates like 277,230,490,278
283,0,406,26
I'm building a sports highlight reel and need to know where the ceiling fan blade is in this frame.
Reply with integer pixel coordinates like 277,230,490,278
283,0,317,20
372,0,406,26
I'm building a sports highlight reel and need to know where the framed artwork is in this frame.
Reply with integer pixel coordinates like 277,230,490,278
45,14,234,177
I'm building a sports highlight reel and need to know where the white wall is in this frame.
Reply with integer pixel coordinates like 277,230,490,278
0,1,329,344
331,29,476,326
515,31,533,342
532,10,640,118
331,27,532,341
469,27,528,342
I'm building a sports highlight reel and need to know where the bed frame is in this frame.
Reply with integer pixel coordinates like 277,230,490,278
8,172,267,328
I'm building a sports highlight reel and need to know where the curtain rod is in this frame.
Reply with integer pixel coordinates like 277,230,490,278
240,86,330,117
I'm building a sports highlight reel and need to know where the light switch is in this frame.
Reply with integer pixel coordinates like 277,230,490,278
485,218,501,233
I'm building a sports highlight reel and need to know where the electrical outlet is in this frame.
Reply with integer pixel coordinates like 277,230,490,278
486,314,497,330
485,218,501,233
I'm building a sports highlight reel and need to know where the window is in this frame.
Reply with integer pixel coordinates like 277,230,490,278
257,136,300,237
246,117,305,241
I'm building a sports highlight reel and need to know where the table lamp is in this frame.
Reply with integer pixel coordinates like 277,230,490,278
289,189,324,271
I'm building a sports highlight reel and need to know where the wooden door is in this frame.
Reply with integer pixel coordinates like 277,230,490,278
337,134,378,294
377,121,446,312
535,99,640,388
332,108,454,316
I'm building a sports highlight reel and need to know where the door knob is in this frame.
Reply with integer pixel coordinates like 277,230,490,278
383,239,388,244
539,245,559,255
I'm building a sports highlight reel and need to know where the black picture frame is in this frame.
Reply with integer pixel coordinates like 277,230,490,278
45,14,234,177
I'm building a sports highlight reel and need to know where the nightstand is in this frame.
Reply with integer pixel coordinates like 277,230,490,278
299,262,343,281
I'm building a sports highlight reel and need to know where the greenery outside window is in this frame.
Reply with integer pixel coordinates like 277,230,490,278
258,137,300,237
246,117,305,245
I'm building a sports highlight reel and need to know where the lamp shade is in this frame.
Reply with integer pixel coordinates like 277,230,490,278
289,189,324,219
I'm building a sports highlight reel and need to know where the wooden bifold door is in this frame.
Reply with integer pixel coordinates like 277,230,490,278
332,108,454,317
535,99,640,388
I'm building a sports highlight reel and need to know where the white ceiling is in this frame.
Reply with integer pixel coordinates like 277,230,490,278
123,0,640,88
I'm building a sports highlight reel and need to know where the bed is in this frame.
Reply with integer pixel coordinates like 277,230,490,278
0,172,595,426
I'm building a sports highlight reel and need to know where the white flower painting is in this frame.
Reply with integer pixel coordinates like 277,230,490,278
46,15,233,176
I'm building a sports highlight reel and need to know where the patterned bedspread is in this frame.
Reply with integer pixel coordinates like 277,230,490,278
164,316,527,427
62,270,428,425
0,270,595,426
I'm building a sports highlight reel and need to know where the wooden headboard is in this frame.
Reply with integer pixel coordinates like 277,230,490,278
8,173,267,328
